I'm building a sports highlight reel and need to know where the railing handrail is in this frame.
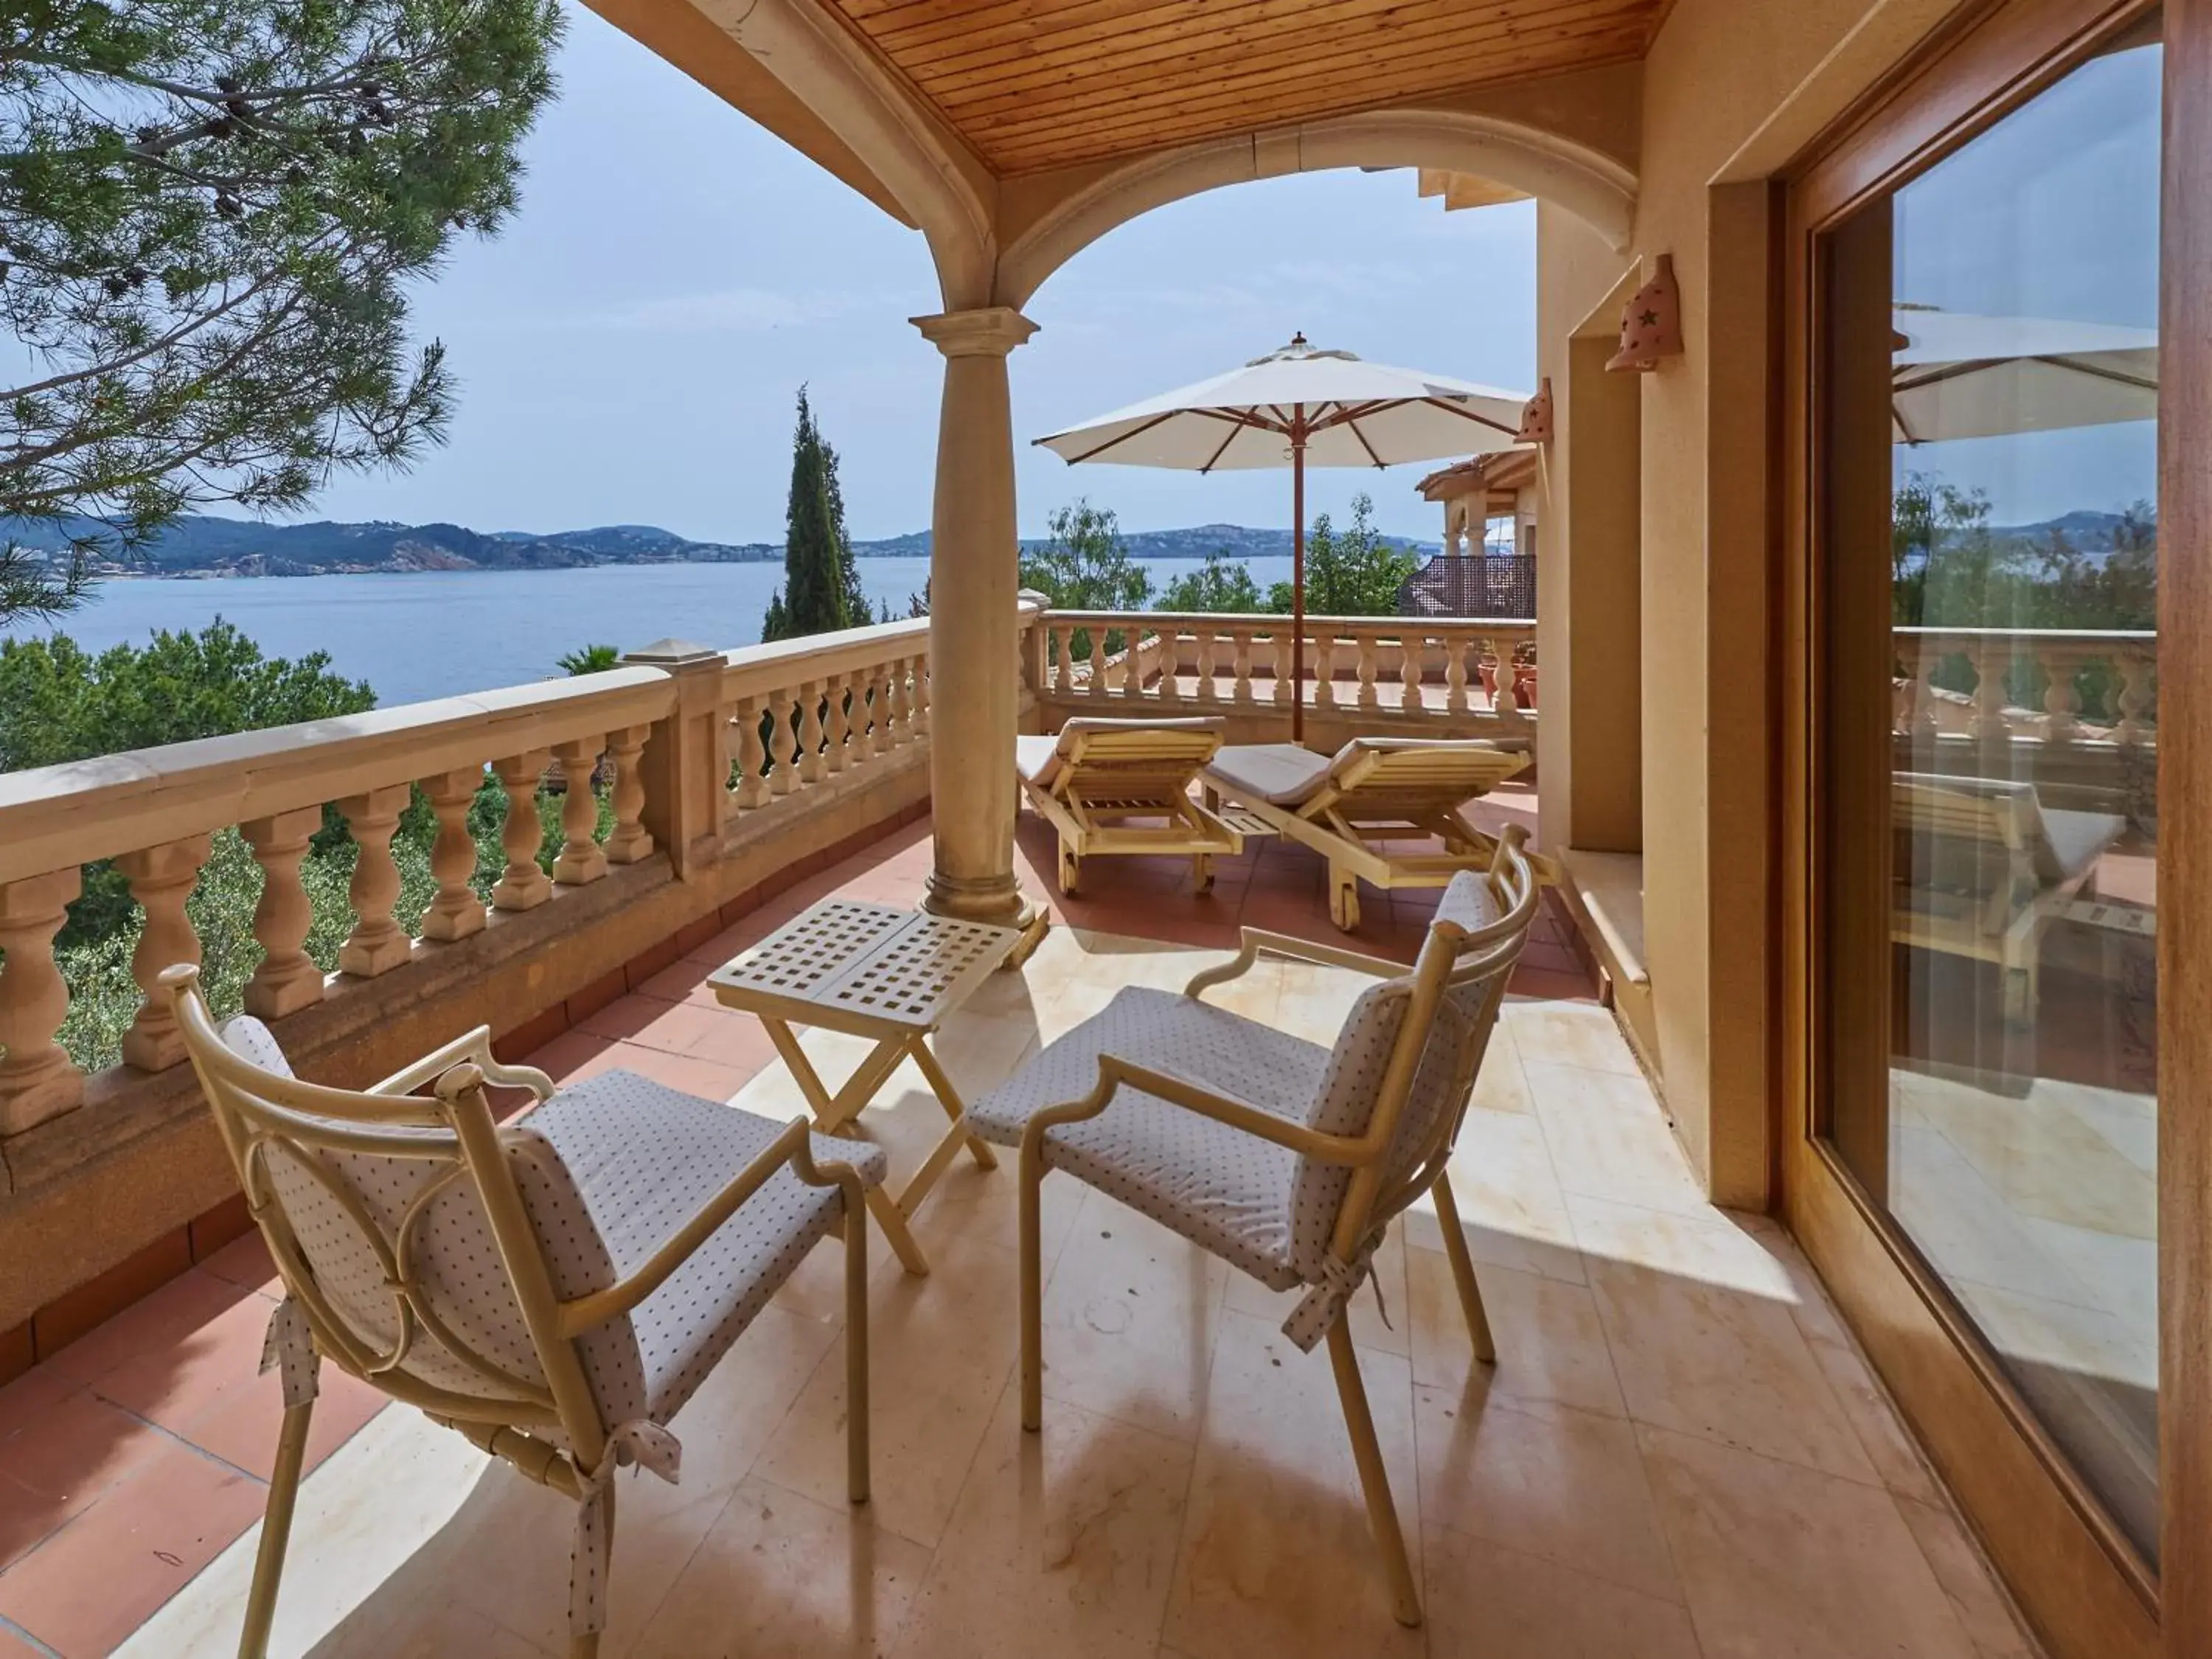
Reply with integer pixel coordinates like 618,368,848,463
719,611,937,700
1041,608,1536,632
1893,625,2156,644
0,667,678,887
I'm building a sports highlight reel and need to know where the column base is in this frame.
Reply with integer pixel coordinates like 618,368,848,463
922,872,1049,966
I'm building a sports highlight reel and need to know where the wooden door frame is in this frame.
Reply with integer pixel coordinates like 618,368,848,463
1774,2,2200,1655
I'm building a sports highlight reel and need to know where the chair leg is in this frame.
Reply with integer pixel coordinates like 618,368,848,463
1192,852,1214,893
237,1395,315,1659
846,1203,872,1505
1326,1321,1422,1628
1020,1141,1046,1433
1430,1171,1497,1364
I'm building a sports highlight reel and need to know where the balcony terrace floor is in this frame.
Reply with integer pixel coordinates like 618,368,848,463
0,800,2034,1658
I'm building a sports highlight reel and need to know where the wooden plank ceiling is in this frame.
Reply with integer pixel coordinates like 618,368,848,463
821,0,1671,176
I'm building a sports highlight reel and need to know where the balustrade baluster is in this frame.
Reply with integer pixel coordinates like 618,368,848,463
1970,641,2011,743
1048,626,1069,694
1444,630,1470,713
1194,625,1217,703
117,834,212,1070
2039,646,2080,746
2116,649,2152,747
910,655,931,737
1273,630,1294,706
1356,634,1380,709
769,696,800,793
242,807,327,1015
798,681,827,784
736,699,772,808
552,740,610,885
420,769,490,939
1916,654,1945,735
823,673,851,772
492,751,554,910
1231,627,1253,703
1314,634,1337,710
604,725,655,862
338,786,412,975
1397,634,1422,712
0,869,83,1131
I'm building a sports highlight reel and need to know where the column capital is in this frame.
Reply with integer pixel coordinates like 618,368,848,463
911,307,1038,359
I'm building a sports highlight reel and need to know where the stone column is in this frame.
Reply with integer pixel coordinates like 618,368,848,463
913,307,1039,933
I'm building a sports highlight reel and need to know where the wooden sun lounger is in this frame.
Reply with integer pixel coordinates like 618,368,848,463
1016,716,1242,895
1203,737,1531,930
1891,772,2126,1029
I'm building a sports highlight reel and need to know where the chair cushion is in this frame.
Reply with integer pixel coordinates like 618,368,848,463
2035,807,2126,885
525,1071,888,1427
1205,742,1334,807
968,987,1327,1290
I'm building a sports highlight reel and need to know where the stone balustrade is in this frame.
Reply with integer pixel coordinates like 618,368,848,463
0,611,959,1151
1891,627,2157,751
1033,611,1538,734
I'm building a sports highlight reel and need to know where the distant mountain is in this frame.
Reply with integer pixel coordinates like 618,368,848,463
4,513,1435,579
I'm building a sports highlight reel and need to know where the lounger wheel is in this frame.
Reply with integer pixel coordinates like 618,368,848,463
1329,871,1360,931
1058,844,1081,897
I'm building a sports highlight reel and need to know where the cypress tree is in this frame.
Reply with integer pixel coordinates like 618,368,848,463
762,388,865,641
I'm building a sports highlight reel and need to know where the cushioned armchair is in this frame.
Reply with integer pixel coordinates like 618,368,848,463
163,966,884,1659
967,826,1540,1627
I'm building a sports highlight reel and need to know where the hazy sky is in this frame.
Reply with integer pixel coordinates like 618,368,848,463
305,1,1537,546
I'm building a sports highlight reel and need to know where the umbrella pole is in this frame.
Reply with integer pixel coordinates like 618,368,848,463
1290,422,1307,745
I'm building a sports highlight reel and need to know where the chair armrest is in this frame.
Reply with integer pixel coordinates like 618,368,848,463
373,1026,555,1102
555,1117,869,1335
1020,1051,1374,1169
1183,927,1405,1001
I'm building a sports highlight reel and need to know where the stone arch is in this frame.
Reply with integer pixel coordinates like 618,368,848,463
993,108,1637,310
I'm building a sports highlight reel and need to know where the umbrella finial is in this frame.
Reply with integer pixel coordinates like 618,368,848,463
1289,330,1309,349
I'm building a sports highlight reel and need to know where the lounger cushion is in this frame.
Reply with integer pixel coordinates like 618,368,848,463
1204,742,1334,807
526,1073,886,1427
969,987,1327,1290
2036,807,2126,885
1019,717,1223,790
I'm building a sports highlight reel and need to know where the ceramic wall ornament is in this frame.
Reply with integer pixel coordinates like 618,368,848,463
1515,377,1554,444
1606,253,1684,372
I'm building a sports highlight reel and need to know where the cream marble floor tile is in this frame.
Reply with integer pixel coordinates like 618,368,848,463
1565,1194,1800,1301
1160,1310,1426,1659
1039,1192,1231,1441
1904,1072,2155,1239
1892,1495,2040,1659
1401,1108,1587,1287
1525,1062,1707,1217
2039,1078,2155,1178
753,1227,1021,1550
1580,1224,1879,1487
890,1384,1194,1659
1889,1124,2101,1308
1638,1424,1978,1659
1502,999,1641,1077
1413,1387,1682,1605
114,1403,465,1659
1271,959,1370,1043
1469,1015,1534,1116
2016,1214,2157,1338
1951,1278,2157,1395
1421,1528,1703,1659
627,1475,933,1658
1405,1245,1627,1419
1223,1220,1408,1358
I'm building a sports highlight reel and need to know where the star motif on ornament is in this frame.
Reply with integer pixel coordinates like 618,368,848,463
1639,309,1660,327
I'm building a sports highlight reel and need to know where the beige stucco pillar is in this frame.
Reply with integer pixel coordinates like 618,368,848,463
912,306,1040,931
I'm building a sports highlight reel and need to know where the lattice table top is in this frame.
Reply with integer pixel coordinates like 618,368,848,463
709,900,1021,1033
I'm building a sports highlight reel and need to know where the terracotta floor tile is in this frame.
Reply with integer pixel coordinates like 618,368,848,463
0,1441,267,1658
520,1027,621,1087
164,1363,391,1484
0,1621,46,1658
86,1285,273,1439
684,1009,782,1071
194,1231,279,1298
630,958,723,1004
602,1043,754,1103
0,1388,168,1571
40,1271,245,1390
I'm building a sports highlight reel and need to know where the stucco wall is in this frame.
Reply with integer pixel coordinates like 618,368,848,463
1543,0,1972,1203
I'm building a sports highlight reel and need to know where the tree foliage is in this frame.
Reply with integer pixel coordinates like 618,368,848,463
556,641,619,675
0,0,564,621
1265,493,1413,616
1158,548,1264,614
0,616,373,771
1020,498,1152,662
762,386,866,641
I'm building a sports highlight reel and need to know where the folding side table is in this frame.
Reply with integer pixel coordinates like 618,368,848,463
707,899,1020,1276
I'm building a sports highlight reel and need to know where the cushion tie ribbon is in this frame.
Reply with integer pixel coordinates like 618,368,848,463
1281,1229,1390,1353
259,1295,321,1410
571,1421,682,1637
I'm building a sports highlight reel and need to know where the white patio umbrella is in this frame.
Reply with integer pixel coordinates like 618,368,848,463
1891,306,2158,444
1034,333,1528,739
